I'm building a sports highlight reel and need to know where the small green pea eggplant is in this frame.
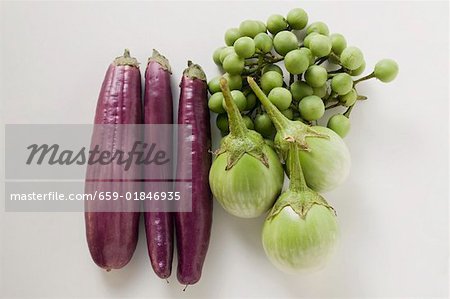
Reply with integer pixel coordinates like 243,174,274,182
262,144,339,273
248,77,350,192
209,78,284,218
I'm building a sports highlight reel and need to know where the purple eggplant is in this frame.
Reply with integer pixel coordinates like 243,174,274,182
143,50,174,279
85,49,141,271
175,61,212,285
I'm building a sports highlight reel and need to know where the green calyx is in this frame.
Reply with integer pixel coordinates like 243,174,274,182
215,78,269,170
114,49,140,67
274,121,329,158
148,49,172,73
267,189,335,221
216,130,269,170
247,77,329,160
267,144,335,221
183,60,206,81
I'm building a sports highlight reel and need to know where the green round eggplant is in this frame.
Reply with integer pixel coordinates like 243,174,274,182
209,144,284,218
262,192,339,273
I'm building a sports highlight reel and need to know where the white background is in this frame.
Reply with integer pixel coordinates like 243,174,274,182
0,1,448,298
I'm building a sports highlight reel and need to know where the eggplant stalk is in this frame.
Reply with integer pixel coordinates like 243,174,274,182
268,143,334,220
286,143,308,193
220,78,247,138
216,78,269,170
247,76,328,156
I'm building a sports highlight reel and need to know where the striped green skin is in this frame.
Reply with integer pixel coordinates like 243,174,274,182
262,202,339,273
209,145,284,218
299,126,350,192
280,126,351,192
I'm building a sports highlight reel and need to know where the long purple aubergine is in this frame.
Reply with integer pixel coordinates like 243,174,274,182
175,61,212,285
85,49,142,271
143,50,174,279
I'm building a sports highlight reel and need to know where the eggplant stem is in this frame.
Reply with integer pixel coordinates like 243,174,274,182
325,102,340,110
148,49,172,73
183,61,206,81
114,49,139,67
287,143,309,192
315,57,327,65
328,68,345,75
344,104,354,118
354,72,375,85
220,78,247,138
247,77,290,132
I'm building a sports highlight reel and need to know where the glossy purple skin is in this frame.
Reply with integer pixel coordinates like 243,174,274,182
85,62,142,270
143,58,174,279
175,71,212,285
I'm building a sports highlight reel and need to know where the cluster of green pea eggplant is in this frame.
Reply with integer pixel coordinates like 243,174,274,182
208,8,398,140
207,8,398,273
